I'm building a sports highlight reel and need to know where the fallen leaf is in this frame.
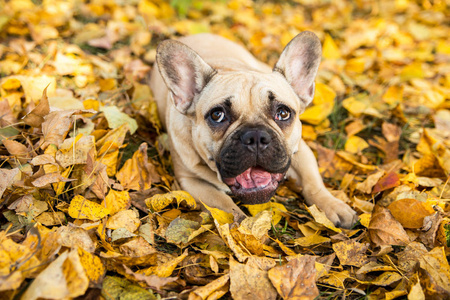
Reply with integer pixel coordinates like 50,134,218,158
267,255,319,300
106,209,141,233
368,205,410,247
22,85,50,127
229,257,277,300
68,195,110,221
146,190,197,212
307,205,342,233
21,250,89,300
388,198,435,229
332,240,370,267
116,142,160,190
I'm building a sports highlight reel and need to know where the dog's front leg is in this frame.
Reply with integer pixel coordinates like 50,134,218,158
288,139,357,228
178,176,247,223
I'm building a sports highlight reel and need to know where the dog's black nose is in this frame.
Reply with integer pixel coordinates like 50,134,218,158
240,129,272,152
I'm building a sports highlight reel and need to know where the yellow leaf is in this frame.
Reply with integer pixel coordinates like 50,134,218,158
83,99,99,111
300,83,335,125
244,201,287,225
400,62,424,81
238,210,272,240
68,195,110,221
322,34,341,59
1,77,21,90
145,190,197,212
102,189,130,215
359,213,371,227
342,96,369,117
345,57,366,73
345,136,369,154
307,205,342,233
294,233,331,247
382,86,404,105
77,247,106,286
203,202,234,225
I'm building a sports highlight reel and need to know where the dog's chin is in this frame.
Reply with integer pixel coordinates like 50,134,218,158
223,166,285,205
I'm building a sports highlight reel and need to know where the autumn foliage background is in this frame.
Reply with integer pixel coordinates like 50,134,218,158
0,0,450,299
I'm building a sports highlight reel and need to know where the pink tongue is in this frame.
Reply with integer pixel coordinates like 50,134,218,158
235,167,272,189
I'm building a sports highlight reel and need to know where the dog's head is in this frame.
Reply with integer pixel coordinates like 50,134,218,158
156,32,322,204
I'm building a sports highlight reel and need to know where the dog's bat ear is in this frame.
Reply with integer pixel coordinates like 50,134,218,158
273,31,322,107
156,40,215,114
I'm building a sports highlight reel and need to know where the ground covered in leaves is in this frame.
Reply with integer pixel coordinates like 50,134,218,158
1,0,450,299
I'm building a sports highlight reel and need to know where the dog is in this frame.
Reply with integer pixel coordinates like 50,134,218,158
150,32,357,228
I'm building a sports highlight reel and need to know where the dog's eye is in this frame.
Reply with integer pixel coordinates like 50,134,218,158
275,106,291,121
210,108,226,123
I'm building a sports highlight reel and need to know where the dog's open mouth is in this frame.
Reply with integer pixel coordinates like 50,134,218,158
223,166,284,204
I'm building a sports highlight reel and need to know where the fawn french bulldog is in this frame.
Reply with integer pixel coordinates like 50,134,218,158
150,32,357,228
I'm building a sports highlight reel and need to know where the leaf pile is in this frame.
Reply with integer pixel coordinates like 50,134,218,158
1,0,450,299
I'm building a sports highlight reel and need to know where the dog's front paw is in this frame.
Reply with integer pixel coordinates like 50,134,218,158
310,194,357,229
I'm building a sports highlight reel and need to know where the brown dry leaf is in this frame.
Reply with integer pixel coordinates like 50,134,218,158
34,211,66,226
268,255,319,300
55,225,96,253
120,236,156,257
122,266,178,291
388,198,435,229
68,195,110,221
116,142,160,190
332,240,370,267
368,205,410,247
356,170,385,194
30,153,56,166
31,172,74,188
40,110,78,149
230,257,277,300
22,85,50,127
55,134,96,167
3,139,30,164
0,168,20,201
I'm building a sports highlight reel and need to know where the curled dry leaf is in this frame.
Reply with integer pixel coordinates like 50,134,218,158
116,142,160,190
368,205,410,247
22,85,50,127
